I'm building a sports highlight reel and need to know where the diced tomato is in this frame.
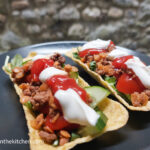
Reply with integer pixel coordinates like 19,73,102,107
116,73,145,94
31,59,54,82
54,98,62,111
45,115,79,131
79,48,107,58
79,40,115,58
112,55,133,69
25,74,32,83
109,41,115,47
47,75,88,103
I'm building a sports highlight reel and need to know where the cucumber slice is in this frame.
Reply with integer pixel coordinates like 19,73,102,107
85,86,110,108
96,110,108,131
78,110,108,136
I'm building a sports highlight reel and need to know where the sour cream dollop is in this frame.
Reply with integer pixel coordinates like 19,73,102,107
125,56,150,89
108,48,128,59
39,67,67,82
55,88,99,126
81,39,111,51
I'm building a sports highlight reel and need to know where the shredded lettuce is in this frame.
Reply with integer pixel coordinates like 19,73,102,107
24,101,32,110
69,71,79,83
71,132,81,141
104,76,116,90
73,48,81,59
90,61,96,71
73,52,80,59
22,59,32,65
4,54,31,72
10,54,23,69
4,56,12,73
61,63,65,68
104,76,131,103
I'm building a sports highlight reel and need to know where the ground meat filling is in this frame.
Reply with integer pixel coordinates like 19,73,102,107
82,53,121,76
80,48,150,107
50,53,65,69
12,61,32,83
131,91,150,107
39,131,57,144
11,54,81,145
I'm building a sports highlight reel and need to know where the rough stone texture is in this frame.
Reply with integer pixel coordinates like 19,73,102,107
55,5,80,20
0,14,6,24
68,23,89,39
113,0,139,7
108,7,123,18
82,7,101,20
0,0,149,55
0,31,31,50
11,0,29,10
21,9,38,20
27,24,41,34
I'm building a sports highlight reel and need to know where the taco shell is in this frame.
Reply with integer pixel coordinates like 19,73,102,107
66,48,150,111
3,52,128,150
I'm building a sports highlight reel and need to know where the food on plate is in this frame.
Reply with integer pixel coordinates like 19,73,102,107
3,52,128,150
66,39,150,111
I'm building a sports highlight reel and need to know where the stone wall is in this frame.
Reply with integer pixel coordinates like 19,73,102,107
0,0,150,54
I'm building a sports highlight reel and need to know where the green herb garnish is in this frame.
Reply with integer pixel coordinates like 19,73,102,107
69,71,79,79
73,52,80,59
4,54,32,72
104,76,131,103
22,59,31,65
24,101,32,110
104,76,116,90
61,63,65,68
71,133,80,141
90,61,96,71
69,71,79,83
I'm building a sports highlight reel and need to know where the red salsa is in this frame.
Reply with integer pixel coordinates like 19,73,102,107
31,58,54,82
112,56,145,94
79,41,115,58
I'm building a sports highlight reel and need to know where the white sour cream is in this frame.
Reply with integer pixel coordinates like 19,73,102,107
125,56,150,89
32,54,47,61
55,88,99,126
108,48,128,59
81,39,111,51
39,67,67,82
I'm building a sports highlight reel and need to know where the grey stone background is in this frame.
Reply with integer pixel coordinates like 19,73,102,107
0,0,150,54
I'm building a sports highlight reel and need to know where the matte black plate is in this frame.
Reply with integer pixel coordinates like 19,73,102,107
0,41,150,150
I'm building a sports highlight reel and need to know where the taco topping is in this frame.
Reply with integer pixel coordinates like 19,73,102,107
74,39,150,107
7,53,108,146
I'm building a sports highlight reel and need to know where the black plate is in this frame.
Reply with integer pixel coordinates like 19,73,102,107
1,41,150,150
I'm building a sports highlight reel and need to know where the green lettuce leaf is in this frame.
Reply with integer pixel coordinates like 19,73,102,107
104,76,131,104
10,54,23,69
90,61,96,71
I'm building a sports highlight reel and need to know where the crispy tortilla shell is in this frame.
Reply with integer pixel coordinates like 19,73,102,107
66,48,150,111
3,52,128,150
